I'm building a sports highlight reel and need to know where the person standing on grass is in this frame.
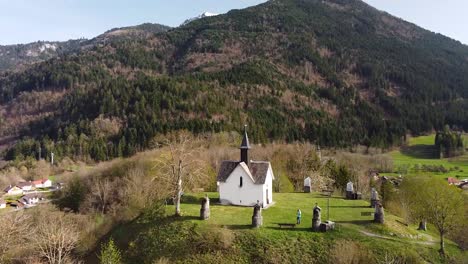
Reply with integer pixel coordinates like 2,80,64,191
296,209,302,224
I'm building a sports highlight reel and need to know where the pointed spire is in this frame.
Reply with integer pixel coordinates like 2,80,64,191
240,125,251,149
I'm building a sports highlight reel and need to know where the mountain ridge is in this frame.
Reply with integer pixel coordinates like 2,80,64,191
1,0,468,161
0,23,171,73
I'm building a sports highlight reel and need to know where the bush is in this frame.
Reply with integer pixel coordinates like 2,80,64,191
329,240,374,264
192,226,235,253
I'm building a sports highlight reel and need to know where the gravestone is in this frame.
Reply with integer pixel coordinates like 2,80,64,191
418,221,427,231
200,194,210,220
354,192,362,200
312,203,322,231
304,177,312,193
252,201,263,228
374,202,385,224
346,181,354,199
370,188,379,208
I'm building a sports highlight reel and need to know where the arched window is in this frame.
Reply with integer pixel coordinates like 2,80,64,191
240,176,243,187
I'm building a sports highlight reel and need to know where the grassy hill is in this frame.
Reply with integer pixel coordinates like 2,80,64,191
2,0,468,162
390,134,468,180
97,192,464,263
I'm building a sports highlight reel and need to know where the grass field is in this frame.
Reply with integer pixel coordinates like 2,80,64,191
179,192,374,229
99,192,466,263
389,134,468,180
175,192,455,248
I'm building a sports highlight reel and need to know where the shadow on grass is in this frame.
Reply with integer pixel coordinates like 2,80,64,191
266,226,312,232
334,220,373,224
172,215,200,222
329,205,370,209
401,145,439,159
223,224,253,230
180,195,220,205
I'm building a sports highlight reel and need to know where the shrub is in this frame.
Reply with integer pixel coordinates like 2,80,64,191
329,240,374,264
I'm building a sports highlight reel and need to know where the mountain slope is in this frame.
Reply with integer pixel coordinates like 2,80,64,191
1,0,468,161
0,23,171,73
0,40,85,72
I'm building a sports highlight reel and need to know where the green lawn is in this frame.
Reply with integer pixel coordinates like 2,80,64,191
102,192,464,264
178,192,375,229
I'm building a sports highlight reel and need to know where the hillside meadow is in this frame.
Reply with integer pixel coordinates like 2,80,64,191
390,134,468,180
0,132,466,263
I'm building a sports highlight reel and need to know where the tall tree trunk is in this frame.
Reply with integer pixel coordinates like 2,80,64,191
439,232,445,256
175,160,182,216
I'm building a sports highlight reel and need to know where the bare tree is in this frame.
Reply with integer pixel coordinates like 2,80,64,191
152,132,207,216
123,165,167,218
91,177,112,214
0,212,32,262
285,146,321,191
33,210,79,264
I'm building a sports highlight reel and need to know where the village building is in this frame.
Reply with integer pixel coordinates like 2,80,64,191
217,127,274,207
448,177,460,185
4,185,23,196
0,198,6,209
20,193,43,206
17,181,34,192
32,178,53,188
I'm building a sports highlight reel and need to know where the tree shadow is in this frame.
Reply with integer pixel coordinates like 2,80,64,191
401,145,439,159
329,205,370,209
180,195,220,205
172,215,200,222
223,224,253,230
334,220,373,224
267,226,312,232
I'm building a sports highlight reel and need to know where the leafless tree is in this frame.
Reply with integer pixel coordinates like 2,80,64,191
0,212,32,262
152,132,207,216
91,177,112,214
33,210,79,264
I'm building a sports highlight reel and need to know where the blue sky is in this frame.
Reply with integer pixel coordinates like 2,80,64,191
0,0,467,45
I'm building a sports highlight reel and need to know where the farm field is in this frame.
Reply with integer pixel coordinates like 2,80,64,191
389,134,468,180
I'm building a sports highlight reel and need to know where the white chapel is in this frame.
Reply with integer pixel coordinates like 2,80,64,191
217,127,274,207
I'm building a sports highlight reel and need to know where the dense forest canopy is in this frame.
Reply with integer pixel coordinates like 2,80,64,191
1,0,468,161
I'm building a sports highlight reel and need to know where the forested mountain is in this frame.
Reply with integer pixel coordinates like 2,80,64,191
2,0,468,161
0,40,85,72
0,23,170,72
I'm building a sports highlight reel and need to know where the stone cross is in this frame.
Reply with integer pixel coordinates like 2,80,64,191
374,201,385,224
346,181,354,199
252,200,263,228
200,194,210,220
418,220,427,231
312,203,322,231
370,188,379,208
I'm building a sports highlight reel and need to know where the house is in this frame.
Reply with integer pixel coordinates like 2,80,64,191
0,198,6,209
448,177,460,185
32,178,53,188
20,193,43,205
4,185,23,196
217,127,274,207
17,181,34,192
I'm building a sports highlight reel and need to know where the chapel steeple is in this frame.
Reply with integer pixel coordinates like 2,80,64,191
240,125,251,166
